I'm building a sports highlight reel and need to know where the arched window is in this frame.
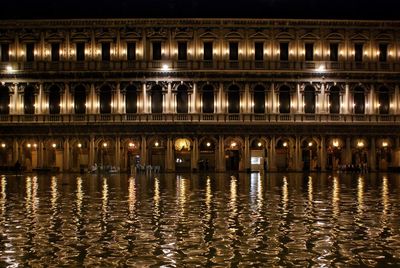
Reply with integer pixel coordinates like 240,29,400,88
253,85,265,113
49,85,61,114
24,85,35,114
228,85,240,114
0,86,10,115
329,86,340,114
100,85,112,114
304,85,316,114
378,87,389,115
354,86,365,114
176,85,188,113
279,86,291,114
202,85,214,113
151,85,163,113
125,85,137,113
74,85,86,114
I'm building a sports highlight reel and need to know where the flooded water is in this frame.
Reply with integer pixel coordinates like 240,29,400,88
0,172,400,267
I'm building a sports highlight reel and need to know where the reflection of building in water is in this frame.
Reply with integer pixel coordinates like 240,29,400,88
0,19,400,172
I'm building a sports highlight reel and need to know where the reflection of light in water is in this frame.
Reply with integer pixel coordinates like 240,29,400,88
229,176,238,222
1,176,6,216
357,176,364,214
154,177,160,213
25,177,32,213
308,176,313,205
332,176,340,217
178,176,187,215
76,177,83,217
257,173,263,210
206,176,212,221
51,176,58,209
102,178,108,216
282,176,288,211
128,177,136,218
32,176,39,214
382,176,389,216
250,173,258,205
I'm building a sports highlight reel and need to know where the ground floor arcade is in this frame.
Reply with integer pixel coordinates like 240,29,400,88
1,135,399,173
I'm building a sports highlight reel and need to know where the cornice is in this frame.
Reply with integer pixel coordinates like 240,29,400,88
0,18,400,29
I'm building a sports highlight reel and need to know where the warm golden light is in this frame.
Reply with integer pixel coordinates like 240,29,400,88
206,142,211,147
103,142,108,148
1,143,5,148
33,144,37,148
283,142,288,147
162,64,169,71
257,142,262,147
308,142,313,147
52,143,56,148
27,143,31,148
382,141,388,147
128,142,135,148
231,142,237,148
333,139,339,147
77,143,82,148
357,141,364,148
154,141,159,147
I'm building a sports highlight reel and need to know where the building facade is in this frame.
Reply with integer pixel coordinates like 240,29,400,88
0,18,400,172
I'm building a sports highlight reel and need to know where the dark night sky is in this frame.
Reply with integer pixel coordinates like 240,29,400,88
1,0,400,20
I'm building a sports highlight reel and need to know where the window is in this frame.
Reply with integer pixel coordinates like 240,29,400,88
378,87,389,114
330,43,339,62
203,42,213,60
101,42,110,61
151,85,163,113
51,43,60,62
379,43,388,62
304,86,316,114
152,41,162,60
0,86,10,114
202,85,214,113
329,87,340,114
125,85,137,113
76,42,85,61
1,44,9,62
253,85,265,113
254,42,264,61
26,43,35,62
178,41,187,61
354,87,365,114
279,86,291,113
280,42,289,61
176,85,188,113
228,85,240,113
305,43,314,61
355,43,363,62
229,42,238,61
49,85,61,114
127,42,136,60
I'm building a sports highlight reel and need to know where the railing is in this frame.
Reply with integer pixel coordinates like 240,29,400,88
1,113,400,124
2,60,400,73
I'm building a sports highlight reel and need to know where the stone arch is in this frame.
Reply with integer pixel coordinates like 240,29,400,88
224,136,244,171
275,137,295,171
70,137,90,172
95,137,115,169
147,136,166,171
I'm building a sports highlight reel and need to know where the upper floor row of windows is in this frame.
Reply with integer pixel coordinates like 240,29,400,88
0,40,397,63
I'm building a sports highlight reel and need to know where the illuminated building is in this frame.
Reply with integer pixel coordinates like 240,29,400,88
0,18,399,172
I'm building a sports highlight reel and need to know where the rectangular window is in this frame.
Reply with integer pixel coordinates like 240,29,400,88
280,42,289,61
203,42,213,60
305,43,314,61
379,43,388,62
127,42,136,60
330,43,339,61
178,41,187,61
1,44,9,62
76,42,85,61
229,42,238,61
255,42,264,61
101,42,110,61
51,43,60,62
355,43,363,62
26,43,35,62
152,41,162,60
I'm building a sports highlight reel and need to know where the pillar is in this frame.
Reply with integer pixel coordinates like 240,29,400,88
89,136,95,167
191,137,199,171
320,136,326,171
216,135,225,172
140,136,147,166
38,140,44,168
166,82,172,113
268,136,277,171
370,137,376,171
244,136,250,171
166,137,174,172
13,139,19,163
345,137,351,165
63,138,70,171
295,136,302,171
115,136,121,169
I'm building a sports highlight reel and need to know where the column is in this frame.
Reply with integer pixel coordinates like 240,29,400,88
9,84,17,115
166,137,174,172
115,136,121,169
243,135,250,171
394,85,399,114
89,136,95,167
218,82,224,113
140,136,147,166
269,136,277,171
13,139,19,163
63,138,70,171
344,83,350,114
369,84,375,114
244,83,250,113
38,140,44,168
270,83,275,113
320,136,326,171
295,136,302,171
296,83,301,113
320,83,326,113
90,83,97,114
191,137,199,171
191,82,197,113
115,83,121,113
345,137,351,165
370,137,376,171
216,135,225,172
166,82,172,113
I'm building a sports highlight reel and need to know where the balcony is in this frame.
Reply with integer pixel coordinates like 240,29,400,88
1,113,399,124
2,60,399,73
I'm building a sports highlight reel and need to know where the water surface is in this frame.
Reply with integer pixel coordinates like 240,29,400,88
1,172,400,267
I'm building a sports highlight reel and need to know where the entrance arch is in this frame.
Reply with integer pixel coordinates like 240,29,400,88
199,137,217,171
224,137,243,171
275,137,294,171
95,138,115,171
250,137,268,171
326,137,344,170
147,137,166,171
70,138,89,172
174,138,192,172
301,138,319,171
121,138,141,173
